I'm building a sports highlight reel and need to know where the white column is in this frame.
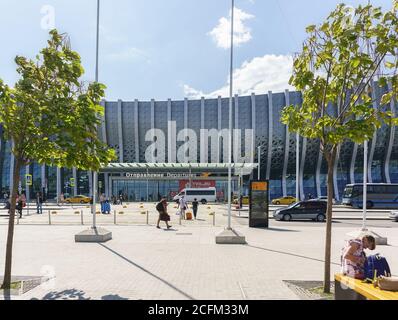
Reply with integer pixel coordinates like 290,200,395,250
266,91,273,180
385,81,395,183
200,97,207,163
9,150,15,193
72,167,77,196
184,98,188,131
363,140,368,231
56,167,61,204
218,96,222,163
367,81,378,183
333,145,341,202
88,171,93,197
315,150,322,197
296,133,300,200
282,90,290,197
167,99,176,163
299,138,307,200
117,99,124,163
134,99,140,163
41,165,46,193
25,165,30,202
350,144,358,184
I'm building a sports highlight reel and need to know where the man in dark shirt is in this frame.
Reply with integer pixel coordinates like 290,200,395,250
192,198,199,220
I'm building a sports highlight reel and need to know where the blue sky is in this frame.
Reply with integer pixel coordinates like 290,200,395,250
0,0,393,101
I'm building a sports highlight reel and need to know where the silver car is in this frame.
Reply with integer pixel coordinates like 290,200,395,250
390,211,398,222
273,200,327,222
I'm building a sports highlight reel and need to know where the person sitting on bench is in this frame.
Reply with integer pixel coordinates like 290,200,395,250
341,235,376,280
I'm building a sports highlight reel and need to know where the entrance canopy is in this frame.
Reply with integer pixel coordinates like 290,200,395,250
100,163,257,176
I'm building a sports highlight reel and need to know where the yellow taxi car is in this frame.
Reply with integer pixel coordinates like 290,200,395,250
64,195,91,204
233,196,250,205
271,196,297,205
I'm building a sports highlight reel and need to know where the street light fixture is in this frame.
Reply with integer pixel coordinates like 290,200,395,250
216,0,246,244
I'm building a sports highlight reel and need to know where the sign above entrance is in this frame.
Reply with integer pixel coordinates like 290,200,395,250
125,173,198,179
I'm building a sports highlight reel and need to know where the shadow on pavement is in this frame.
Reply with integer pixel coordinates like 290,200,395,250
101,294,129,300
38,289,90,300
98,243,195,300
247,244,341,266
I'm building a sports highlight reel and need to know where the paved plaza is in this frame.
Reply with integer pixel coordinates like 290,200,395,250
0,203,397,300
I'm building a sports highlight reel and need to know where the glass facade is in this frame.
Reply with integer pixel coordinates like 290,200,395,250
0,89,395,202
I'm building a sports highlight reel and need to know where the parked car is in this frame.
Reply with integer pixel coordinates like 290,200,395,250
311,196,337,204
271,196,297,205
64,195,91,204
233,196,249,205
390,211,398,222
273,200,327,222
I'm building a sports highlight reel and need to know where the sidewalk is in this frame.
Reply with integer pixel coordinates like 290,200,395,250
1,220,397,300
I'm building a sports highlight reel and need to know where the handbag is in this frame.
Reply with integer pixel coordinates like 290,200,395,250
376,276,398,291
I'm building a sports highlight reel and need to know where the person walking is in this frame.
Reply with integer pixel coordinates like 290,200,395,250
156,198,171,229
59,192,65,206
16,194,23,219
341,235,376,280
119,194,123,206
179,195,187,220
36,192,43,214
192,198,199,220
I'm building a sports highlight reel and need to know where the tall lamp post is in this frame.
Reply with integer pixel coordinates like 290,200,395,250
216,0,246,244
296,132,299,201
91,0,101,229
75,0,112,242
347,139,387,245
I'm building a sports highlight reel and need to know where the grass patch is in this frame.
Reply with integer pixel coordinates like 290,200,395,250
1,281,21,290
308,286,334,300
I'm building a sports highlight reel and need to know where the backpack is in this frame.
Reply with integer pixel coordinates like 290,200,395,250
156,202,164,212
364,254,391,280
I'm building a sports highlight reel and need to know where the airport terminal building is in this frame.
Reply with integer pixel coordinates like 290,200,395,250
0,87,397,202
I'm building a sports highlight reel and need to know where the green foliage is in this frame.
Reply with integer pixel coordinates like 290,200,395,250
281,3,398,156
0,29,116,170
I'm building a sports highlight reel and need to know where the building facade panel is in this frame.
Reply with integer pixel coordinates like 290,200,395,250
0,87,396,202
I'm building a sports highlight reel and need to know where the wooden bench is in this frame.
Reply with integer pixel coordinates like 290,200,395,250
335,274,398,300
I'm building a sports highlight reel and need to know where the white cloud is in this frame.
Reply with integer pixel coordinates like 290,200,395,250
208,7,254,49
183,54,295,99
105,47,150,63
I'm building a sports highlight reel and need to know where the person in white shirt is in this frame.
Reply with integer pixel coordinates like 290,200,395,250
179,196,187,220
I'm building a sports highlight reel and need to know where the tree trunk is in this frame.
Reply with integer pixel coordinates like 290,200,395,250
323,151,336,294
1,157,21,291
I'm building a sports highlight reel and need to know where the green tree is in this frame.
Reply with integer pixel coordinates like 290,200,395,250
0,30,115,291
281,2,398,293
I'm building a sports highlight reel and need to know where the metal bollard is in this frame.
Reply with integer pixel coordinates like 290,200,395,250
146,210,149,225
48,210,51,225
213,211,215,226
179,212,182,225
114,210,117,225
17,212,19,225
81,210,84,225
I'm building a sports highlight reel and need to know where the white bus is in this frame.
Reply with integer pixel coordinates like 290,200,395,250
173,187,217,204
